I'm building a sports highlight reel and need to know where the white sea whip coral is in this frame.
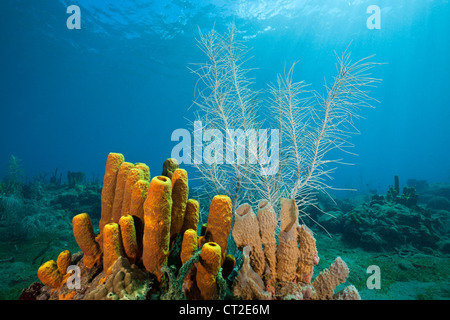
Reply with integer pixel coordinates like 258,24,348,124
189,24,381,221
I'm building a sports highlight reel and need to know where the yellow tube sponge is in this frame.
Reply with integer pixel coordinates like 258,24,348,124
38,250,72,289
142,176,172,282
121,168,144,217
56,250,72,275
170,168,189,241
232,203,265,277
181,229,198,264
72,213,102,268
103,223,123,276
180,199,199,236
111,162,134,223
99,153,125,233
161,158,179,179
196,242,222,300
37,260,65,289
129,179,150,223
135,162,150,181
205,195,232,264
119,215,139,265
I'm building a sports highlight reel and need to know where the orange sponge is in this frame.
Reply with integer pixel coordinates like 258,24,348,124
205,195,233,264
121,168,144,217
196,242,222,300
111,162,134,223
56,250,71,275
134,162,150,181
99,153,125,233
180,199,199,236
103,222,123,275
129,179,150,223
142,176,172,282
37,250,72,289
170,168,189,241
119,215,138,264
72,213,102,268
181,229,198,264
38,260,65,289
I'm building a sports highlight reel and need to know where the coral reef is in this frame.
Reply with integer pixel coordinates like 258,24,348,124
317,177,447,252
23,152,361,301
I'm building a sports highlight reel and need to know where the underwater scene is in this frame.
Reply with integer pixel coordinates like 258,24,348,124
0,0,449,303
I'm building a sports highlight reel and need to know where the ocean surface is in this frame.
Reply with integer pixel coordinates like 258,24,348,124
0,0,449,301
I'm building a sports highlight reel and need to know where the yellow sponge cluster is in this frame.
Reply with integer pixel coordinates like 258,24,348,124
37,152,238,301
37,250,72,289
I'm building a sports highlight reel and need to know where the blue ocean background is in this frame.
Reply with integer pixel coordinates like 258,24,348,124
1,0,449,195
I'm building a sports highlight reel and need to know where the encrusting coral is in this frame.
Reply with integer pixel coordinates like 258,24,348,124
84,256,150,300
30,152,360,301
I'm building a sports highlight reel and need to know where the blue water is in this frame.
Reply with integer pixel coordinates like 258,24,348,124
1,0,449,195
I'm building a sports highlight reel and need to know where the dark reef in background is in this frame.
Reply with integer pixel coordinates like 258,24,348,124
312,176,450,254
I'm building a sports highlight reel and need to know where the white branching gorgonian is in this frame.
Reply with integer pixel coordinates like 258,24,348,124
189,25,381,222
